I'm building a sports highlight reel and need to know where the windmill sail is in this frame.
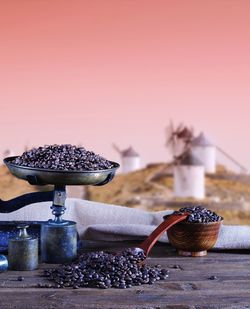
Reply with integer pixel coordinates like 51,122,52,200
165,121,194,159
112,144,121,154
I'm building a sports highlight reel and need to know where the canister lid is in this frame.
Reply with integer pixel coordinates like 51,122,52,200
10,224,37,241
45,219,77,227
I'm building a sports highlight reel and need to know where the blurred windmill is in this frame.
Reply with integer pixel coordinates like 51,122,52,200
165,120,194,162
165,121,205,199
113,144,140,173
2,149,15,158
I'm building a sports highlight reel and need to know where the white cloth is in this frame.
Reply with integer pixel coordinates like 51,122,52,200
1,198,250,249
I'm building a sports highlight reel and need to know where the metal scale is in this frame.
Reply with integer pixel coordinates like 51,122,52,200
0,156,119,263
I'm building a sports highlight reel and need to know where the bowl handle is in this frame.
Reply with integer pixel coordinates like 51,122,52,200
138,213,188,256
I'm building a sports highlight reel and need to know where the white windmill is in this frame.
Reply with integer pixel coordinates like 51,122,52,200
191,132,216,174
165,121,205,199
173,152,205,199
113,144,140,173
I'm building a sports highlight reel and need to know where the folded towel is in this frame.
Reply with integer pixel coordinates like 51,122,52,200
1,198,250,249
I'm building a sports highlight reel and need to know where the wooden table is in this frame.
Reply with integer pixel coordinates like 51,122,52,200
0,241,250,309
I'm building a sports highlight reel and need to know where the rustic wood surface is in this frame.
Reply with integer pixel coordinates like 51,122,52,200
0,241,250,309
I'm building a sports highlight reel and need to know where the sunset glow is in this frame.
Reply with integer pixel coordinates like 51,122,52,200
0,0,250,170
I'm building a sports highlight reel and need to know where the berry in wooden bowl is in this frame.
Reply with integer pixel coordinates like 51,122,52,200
165,206,223,257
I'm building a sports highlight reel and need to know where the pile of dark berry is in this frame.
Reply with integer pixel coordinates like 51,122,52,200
174,206,223,223
11,144,114,171
44,248,169,289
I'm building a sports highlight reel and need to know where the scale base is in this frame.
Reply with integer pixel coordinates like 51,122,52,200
41,220,77,264
178,250,207,257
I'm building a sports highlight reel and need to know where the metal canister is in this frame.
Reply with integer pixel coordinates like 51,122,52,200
41,220,77,264
0,255,8,272
8,225,38,271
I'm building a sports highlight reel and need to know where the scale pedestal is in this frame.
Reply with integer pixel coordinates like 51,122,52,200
1,156,119,264
41,186,77,263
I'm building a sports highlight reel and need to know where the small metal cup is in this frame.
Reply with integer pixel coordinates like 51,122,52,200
8,224,38,271
0,255,8,272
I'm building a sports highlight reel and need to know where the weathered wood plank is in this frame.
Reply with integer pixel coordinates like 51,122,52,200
1,287,250,309
1,265,250,288
0,242,250,308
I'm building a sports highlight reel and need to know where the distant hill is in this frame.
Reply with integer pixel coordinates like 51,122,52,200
1,163,250,225
0,165,51,200
86,163,250,225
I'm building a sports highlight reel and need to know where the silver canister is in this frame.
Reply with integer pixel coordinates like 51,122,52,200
0,255,8,272
8,225,38,271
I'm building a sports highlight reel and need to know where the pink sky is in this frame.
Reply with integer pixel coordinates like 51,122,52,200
0,0,250,170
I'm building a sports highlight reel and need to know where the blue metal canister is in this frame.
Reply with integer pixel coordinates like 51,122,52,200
0,255,8,272
8,225,38,271
41,220,77,264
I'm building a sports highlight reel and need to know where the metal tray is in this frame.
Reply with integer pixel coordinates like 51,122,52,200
4,156,120,186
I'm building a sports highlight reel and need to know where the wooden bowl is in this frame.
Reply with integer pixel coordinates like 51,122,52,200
167,220,223,257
